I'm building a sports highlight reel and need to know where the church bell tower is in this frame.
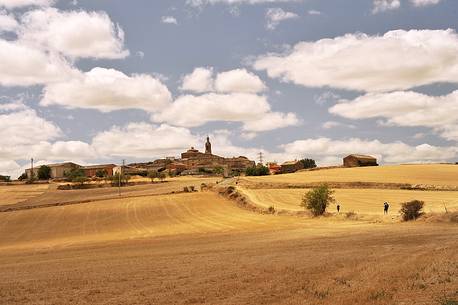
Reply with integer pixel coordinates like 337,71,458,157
205,136,212,154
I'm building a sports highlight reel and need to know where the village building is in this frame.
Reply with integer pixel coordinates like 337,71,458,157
178,137,255,175
82,164,116,177
26,162,81,179
267,162,282,175
280,160,304,174
343,154,378,167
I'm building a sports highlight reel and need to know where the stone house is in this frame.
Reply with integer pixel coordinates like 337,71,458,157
280,160,304,174
343,154,378,167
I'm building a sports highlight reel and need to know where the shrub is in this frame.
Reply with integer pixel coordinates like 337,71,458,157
0,175,11,182
148,170,158,183
245,165,269,176
18,173,28,181
189,185,195,192
301,184,335,216
38,165,52,180
64,168,86,183
300,158,317,169
400,200,424,221
95,169,108,178
267,205,276,214
183,186,189,193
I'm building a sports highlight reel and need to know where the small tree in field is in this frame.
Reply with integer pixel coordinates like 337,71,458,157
300,158,317,169
400,200,424,221
148,170,158,183
301,184,335,216
158,171,166,182
38,165,52,180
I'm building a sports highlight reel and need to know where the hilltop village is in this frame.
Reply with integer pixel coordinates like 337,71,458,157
19,136,380,182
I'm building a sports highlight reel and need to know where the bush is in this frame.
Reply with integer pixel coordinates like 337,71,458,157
18,173,28,181
400,200,424,221
38,165,52,180
245,165,269,176
300,184,335,216
64,168,86,182
300,158,317,169
267,205,276,214
0,175,11,182
183,186,189,193
95,169,108,178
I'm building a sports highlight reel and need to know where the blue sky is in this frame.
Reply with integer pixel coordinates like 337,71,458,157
1,0,457,177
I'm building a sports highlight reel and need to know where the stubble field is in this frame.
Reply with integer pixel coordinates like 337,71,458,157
0,165,457,305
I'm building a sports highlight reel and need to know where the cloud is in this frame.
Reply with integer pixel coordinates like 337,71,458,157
41,67,172,113
410,0,440,7
161,16,178,24
92,123,200,159
329,90,458,141
18,8,129,59
0,0,53,9
0,39,77,87
307,10,321,15
181,67,266,94
265,8,298,30
372,0,400,14
322,121,355,129
215,68,266,93
180,67,214,93
281,137,457,165
151,93,299,132
0,10,17,32
254,29,458,93
187,0,301,7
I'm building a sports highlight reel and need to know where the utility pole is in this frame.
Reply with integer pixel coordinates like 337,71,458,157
118,159,125,197
30,158,34,182
258,152,263,165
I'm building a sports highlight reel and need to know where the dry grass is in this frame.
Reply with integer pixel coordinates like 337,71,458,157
0,184,49,206
242,188,458,215
242,164,458,187
0,173,457,305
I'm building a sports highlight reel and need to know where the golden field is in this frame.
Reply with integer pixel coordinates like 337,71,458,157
0,184,49,206
242,188,458,215
0,166,457,305
241,164,458,187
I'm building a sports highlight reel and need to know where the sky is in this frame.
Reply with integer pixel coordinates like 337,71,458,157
1,0,458,178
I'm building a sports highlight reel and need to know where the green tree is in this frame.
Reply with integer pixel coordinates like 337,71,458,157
18,173,28,181
38,165,52,180
245,165,269,176
95,169,108,178
148,170,158,183
0,175,11,182
300,158,317,169
158,171,166,182
301,184,335,216
64,168,86,182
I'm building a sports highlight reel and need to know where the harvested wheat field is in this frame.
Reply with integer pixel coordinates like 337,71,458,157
242,164,458,187
0,181,457,305
0,184,49,206
242,188,458,215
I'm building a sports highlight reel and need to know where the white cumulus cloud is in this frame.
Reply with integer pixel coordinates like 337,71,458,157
372,0,400,14
18,8,129,59
410,0,441,7
254,29,458,93
152,93,298,132
180,67,214,93
329,90,458,141
0,10,17,32
215,68,266,93
41,67,172,113
0,0,53,9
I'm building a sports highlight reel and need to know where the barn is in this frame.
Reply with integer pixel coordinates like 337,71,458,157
343,154,378,167
281,160,304,174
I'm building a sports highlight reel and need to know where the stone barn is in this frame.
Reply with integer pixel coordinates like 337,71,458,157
343,154,378,167
280,160,304,174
